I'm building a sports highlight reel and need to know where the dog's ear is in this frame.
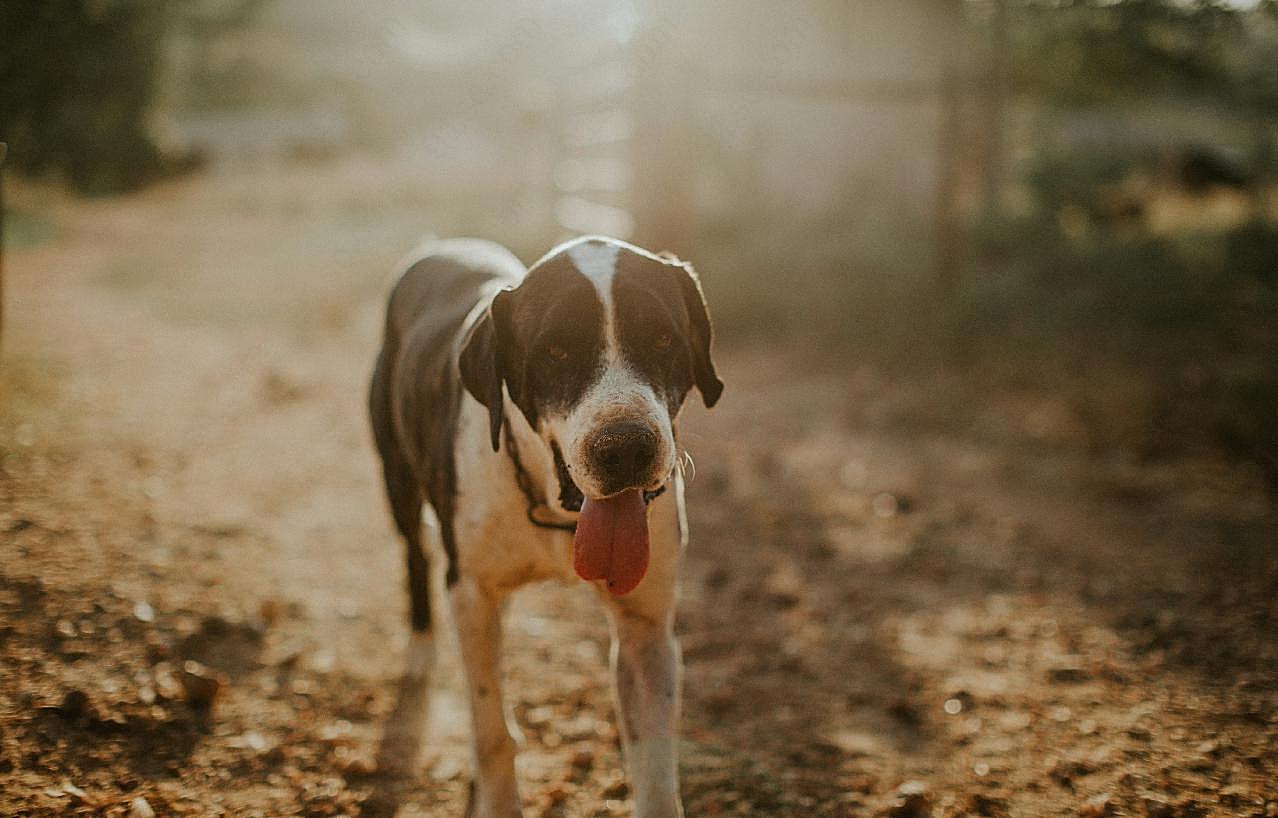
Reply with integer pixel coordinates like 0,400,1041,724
459,288,513,451
672,260,724,408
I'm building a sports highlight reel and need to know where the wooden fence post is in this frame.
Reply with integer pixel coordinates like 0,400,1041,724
935,1,967,298
0,141,7,355
981,0,1011,216
935,71,964,300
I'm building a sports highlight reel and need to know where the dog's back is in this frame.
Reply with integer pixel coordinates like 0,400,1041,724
368,239,525,624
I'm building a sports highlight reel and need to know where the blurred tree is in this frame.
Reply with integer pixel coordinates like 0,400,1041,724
0,0,267,195
1,1,170,194
1010,0,1273,112
1,141,6,351
980,0,1010,215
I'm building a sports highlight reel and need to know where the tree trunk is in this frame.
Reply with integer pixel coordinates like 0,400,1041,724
981,0,1011,216
0,141,7,353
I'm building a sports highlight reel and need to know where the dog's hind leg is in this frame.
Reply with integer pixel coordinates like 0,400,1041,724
383,447,432,638
370,346,434,640
370,453,437,776
369,350,436,775
378,430,437,686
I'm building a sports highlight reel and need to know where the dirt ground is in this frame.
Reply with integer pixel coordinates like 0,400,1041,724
2,166,1277,818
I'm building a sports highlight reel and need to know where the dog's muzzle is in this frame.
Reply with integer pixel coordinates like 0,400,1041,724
552,438,665,513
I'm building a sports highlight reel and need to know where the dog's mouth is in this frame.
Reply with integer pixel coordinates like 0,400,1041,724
550,441,664,513
551,441,660,597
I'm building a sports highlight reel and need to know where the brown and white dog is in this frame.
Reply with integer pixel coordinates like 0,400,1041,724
368,235,722,817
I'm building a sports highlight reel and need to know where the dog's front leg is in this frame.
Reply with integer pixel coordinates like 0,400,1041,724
606,601,684,818
451,578,523,818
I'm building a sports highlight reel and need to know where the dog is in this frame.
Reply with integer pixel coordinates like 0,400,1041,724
368,235,722,818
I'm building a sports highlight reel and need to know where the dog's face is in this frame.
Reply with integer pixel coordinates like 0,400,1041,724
459,237,722,509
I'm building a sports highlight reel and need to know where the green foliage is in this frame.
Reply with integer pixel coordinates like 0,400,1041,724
0,1,266,195
1025,146,1146,216
1010,0,1277,112
1,1,170,194
960,189,1278,474
1226,218,1278,284
1218,369,1278,486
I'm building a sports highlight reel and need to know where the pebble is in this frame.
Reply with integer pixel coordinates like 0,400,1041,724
1049,758,1094,786
129,796,156,818
965,793,1008,816
58,689,91,720
542,786,571,810
762,566,803,606
1049,663,1090,683
885,781,932,818
61,781,89,804
897,780,929,797
602,778,629,799
1080,793,1112,818
871,492,900,518
180,660,224,709
14,423,35,447
231,731,270,753
337,753,377,777
1194,739,1219,756
153,663,183,700
559,715,600,741
525,705,556,726
430,757,463,781
133,601,156,623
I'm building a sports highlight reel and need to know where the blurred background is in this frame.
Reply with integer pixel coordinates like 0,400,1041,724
3,2,1278,816
5,0,1278,480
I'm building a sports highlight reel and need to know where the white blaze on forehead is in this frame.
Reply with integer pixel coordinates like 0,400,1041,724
565,240,621,315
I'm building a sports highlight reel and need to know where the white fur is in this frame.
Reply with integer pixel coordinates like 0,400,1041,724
566,239,621,308
405,631,436,681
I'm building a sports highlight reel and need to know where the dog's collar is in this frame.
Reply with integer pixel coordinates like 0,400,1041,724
501,420,667,532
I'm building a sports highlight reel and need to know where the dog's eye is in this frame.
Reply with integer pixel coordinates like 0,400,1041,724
653,333,672,352
547,345,569,362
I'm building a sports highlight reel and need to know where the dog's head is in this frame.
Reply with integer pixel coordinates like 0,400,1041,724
459,236,722,510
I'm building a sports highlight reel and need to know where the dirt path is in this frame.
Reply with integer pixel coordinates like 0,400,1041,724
2,168,1276,817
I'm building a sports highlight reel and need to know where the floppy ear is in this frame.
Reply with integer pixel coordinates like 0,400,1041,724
459,289,513,451
673,261,724,408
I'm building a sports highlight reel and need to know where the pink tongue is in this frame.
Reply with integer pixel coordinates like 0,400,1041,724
573,488,650,595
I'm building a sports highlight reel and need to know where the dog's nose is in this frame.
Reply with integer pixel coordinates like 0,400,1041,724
589,422,658,486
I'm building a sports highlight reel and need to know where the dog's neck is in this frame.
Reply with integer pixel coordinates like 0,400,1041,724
501,394,577,528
